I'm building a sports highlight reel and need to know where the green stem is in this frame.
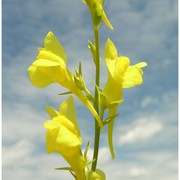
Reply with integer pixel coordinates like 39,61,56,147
92,108,105,171
94,27,100,86
91,27,101,171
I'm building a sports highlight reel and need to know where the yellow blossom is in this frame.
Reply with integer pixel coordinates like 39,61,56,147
44,96,86,180
103,38,147,158
28,31,103,129
82,0,113,29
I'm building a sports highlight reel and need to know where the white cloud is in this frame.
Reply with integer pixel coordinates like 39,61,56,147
114,89,177,148
128,166,148,178
141,96,159,108
3,140,177,180
119,119,163,145
101,151,177,180
2,140,34,167
2,101,47,144
3,142,73,180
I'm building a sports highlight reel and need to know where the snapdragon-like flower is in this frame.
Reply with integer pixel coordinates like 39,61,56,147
103,38,147,158
82,0,113,29
44,96,86,180
28,31,102,129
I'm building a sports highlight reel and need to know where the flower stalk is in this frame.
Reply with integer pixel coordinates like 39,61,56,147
91,26,101,171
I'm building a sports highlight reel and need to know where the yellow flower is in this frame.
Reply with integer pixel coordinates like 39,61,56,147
103,38,147,158
44,96,86,180
82,0,113,29
28,31,103,129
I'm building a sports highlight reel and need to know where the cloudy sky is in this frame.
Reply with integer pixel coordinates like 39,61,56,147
2,0,178,180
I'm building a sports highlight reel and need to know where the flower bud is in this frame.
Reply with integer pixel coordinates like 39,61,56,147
88,169,106,180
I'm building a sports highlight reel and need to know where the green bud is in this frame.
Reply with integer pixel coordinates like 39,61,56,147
88,169,106,180
74,76,86,90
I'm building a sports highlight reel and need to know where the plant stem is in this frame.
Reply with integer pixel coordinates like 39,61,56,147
91,26,101,171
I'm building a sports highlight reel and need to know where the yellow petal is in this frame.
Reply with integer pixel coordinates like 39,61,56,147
56,125,82,147
113,56,130,78
45,128,59,154
28,60,63,87
106,56,130,81
135,62,147,68
45,117,81,154
37,49,66,67
44,31,67,64
53,115,80,139
123,66,144,88
104,40,130,81
59,96,81,137
29,59,60,67
104,38,118,60
104,76,122,103
46,106,59,119
44,120,60,130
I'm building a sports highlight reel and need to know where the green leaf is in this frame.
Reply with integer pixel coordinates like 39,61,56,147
55,167,72,171
79,62,82,76
103,113,120,125
109,99,124,107
85,159,96,167
84,141,91,158
69,171,77,180
58,91,72,96
75,68,79,77
88,40,96,64
74,62,82,77
55,167,77,180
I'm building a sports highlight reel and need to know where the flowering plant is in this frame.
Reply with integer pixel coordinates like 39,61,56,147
28,0,147,179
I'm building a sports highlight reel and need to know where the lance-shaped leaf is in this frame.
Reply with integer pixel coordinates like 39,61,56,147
88,40,96,65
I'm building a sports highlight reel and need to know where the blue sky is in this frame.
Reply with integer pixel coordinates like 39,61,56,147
2,0,178,180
